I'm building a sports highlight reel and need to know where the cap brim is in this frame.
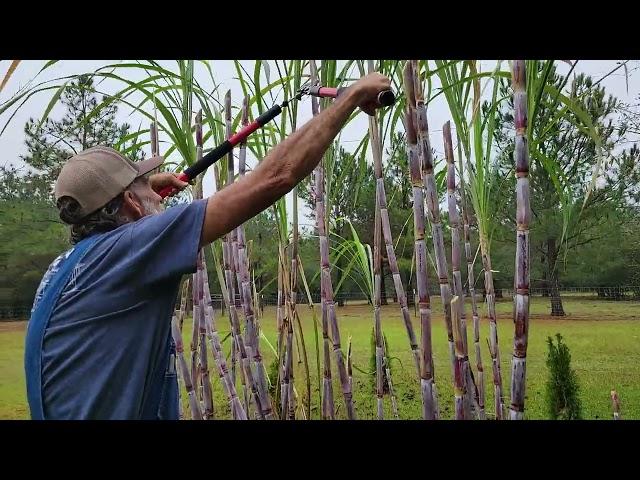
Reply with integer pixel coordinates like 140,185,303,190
135,155,164,177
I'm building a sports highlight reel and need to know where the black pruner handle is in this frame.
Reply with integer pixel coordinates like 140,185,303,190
376,90,396,107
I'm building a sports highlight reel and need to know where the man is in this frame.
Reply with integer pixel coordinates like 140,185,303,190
24,72,391,420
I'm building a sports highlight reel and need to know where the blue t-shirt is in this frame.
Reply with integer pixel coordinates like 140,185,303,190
27,199,208,420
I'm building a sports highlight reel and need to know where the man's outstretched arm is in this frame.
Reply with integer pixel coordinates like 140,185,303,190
199,72,391,247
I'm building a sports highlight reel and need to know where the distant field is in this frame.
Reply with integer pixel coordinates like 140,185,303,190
2,297,639,420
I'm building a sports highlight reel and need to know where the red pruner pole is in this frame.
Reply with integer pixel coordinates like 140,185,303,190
158,84,395,198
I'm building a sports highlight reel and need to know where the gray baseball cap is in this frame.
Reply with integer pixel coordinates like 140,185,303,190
55,146,163,217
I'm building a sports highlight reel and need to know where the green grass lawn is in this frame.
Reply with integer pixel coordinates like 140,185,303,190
2,297,639,420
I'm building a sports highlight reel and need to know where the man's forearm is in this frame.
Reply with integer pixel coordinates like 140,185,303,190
255,87,362,192
200,87,363,245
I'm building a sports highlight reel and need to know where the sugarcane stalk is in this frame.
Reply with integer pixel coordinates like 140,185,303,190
176,348,183,419
318,61,355,419
444,119,481,420
464,360,481,415
226,94,242,336
190,225,201,407
347,336,353,392
239,338,250,415
451,296,466,420
373,204,385,420
287,351,296,420
220,90,246,409
171,314,202,420
176,279,190,420
205,134,247,421
482,237,504,419
278,254,289,419
409,61,457,389
509,60,531,420
230,333,238,394
195,252,215,419
310,60,339,420
189,177,203,403
280,276,293,419
291,386,301,419
294,310,311,419
366,60,421,390
178,278,190,333
279,244,294,419
187,110,215,420
252,271,260,323
220,90,265,420
432,383,440,420
235,95,274,419
150,121,160,157
320,272,335,420
201,253,247,420
381,334,399,419
280,255,296,420
457,134,486,419
296,254,323,413
238,96,255,353
611,390,621,420
221,238,263,418
465,67,505,420
319,189,354,419
286,78,311,419
275,260,285,415
402,61,437,420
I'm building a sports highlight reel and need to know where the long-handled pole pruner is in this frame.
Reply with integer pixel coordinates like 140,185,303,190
157,83,396,198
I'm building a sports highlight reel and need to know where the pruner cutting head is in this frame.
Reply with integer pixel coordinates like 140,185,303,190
296,79,315,99
279,80,314,109
291,79,395,106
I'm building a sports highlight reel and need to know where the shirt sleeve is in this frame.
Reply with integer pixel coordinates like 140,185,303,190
126,198,208,286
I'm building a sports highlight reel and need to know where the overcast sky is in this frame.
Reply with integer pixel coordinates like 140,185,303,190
2,60,638,230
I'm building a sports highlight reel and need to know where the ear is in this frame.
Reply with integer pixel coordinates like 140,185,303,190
121,190,145,220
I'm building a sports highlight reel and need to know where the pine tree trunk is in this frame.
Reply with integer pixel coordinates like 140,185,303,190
541,257,550,297
550,277,565,316
546,237,565,316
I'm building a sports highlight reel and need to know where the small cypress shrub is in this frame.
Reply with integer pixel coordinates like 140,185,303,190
545,333,582,420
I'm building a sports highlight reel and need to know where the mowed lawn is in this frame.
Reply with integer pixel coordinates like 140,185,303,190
2,297,639,420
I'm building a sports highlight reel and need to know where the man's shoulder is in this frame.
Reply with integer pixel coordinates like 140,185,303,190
127,199,208,239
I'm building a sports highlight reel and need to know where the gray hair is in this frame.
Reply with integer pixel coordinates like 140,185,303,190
57,177,146,244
